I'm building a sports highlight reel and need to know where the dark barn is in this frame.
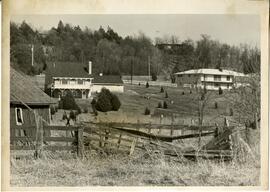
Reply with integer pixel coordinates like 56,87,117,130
10,67,55,138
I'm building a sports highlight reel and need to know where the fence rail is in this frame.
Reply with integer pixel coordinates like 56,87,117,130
11,117,240,159
10,123,84,158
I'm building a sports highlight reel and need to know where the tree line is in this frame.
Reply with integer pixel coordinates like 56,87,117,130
10,20,260,78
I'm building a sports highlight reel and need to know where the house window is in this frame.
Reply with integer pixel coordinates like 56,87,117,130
227,76,230,81
214,75,221,81
15,108,24,125
214,83,219,87
62,79,68,84
78,79,83,84
227,84,230,88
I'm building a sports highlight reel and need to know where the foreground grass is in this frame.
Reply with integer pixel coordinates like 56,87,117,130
11,149,260,187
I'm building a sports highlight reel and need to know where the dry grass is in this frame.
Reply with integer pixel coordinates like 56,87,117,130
10,144,260,187
10,84,261,187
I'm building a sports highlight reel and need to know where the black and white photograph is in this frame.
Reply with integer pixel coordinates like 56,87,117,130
2,0,269,190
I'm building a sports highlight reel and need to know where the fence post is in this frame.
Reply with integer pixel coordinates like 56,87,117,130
34,113,43,159
99,129,103,147
214,123,219,137
117,134,122,149
77,127,84,159
148,122,151,134
170,114,174,136
254,112,258,129
104,128,109,147
158,115,163,135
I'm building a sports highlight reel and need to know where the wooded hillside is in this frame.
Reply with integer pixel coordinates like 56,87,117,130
10,21,260,78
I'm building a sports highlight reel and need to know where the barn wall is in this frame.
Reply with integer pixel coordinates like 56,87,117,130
10,104,51,137
92,85,124,93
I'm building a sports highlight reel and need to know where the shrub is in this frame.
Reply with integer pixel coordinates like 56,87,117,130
69,110,76,121
138,82,141,86
61,91,79,110
151,73,157,81
219,87,223,95
157,102,162,108
111,94,121,111
214,102,218,109
182,91,185,95
91,98,98,115
146,82,149,88
83,107,88,113
160,86,164,93
190,90,192,94
144,107,151,115
96,88,121,112
62,111,68,120
163,101,168,109
96,88,113,112
230,108,234,116
76,107,81,114
165,91,168,98
50,106,56,115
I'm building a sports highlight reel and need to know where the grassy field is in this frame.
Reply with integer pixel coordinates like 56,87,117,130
76,84,231,125
10,83,261,187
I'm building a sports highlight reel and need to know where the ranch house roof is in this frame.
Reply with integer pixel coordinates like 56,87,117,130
174,68,246,77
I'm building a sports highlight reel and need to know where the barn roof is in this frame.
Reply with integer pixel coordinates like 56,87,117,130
92,75,123,85
10,67,55,106
174,68,246,76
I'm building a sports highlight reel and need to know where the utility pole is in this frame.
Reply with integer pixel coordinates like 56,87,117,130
31,44,34,66
130,58,133,85
148,56,151,81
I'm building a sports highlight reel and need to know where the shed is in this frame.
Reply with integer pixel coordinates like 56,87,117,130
92,75,124,93
10,67,55,138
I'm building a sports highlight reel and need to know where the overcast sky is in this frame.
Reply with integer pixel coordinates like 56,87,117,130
11,14,260,47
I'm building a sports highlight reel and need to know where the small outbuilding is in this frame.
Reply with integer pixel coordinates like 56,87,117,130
10,67,55,138
92,74,124,93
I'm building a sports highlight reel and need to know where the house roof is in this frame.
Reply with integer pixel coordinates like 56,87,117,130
92,75,123,85
46,61,93,78
10,67,55,106
174,68,246,76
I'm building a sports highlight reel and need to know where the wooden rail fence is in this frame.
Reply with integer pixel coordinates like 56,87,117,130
11,123,84,159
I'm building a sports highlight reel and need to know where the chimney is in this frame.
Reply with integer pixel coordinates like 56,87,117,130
88,61,92,75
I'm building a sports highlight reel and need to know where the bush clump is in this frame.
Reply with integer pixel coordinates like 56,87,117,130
160,86,164,93
61,91,79,110
96,88,121,112
230,108,234,116
146,82,149,88
69,110,76,121
62,111,68,120
50,106,56,115
182,91,185,95
214,102,218,109
219,87,223,95
165,91,168,98
163,101,168,109
144,107,151,115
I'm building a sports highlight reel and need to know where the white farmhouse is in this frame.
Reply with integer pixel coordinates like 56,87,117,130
46,62,94,99
45,61,124,99
174,68,246,90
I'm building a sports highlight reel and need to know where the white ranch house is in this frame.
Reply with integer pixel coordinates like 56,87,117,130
174,68,246,90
